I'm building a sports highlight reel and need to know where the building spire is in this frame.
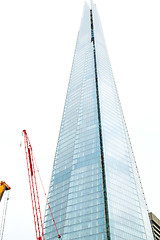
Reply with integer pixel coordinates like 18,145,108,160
90,0,94,9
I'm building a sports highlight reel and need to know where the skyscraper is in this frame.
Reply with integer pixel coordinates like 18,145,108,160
44,2,154,239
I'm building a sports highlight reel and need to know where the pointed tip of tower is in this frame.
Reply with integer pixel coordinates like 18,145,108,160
83,1,90,12
90,0,95,9
84,0,90,8
84,0,95,9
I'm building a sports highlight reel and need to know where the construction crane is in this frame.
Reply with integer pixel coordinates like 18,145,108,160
22,130,61,240
0,182,10,202
0,181,11,240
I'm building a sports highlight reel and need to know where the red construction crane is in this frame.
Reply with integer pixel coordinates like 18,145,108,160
22,130,61,240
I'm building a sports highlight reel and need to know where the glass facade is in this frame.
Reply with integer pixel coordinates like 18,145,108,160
44,2,154,240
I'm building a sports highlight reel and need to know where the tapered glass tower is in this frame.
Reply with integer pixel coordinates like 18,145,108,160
44,2,154,240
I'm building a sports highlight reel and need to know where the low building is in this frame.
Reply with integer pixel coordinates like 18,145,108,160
149,212,160,240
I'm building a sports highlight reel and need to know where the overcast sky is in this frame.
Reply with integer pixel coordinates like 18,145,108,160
0,0,160,239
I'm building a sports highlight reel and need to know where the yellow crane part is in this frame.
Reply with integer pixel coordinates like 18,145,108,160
0,181,11,202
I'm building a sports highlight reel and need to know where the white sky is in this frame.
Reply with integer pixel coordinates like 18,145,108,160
0,0,160,239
